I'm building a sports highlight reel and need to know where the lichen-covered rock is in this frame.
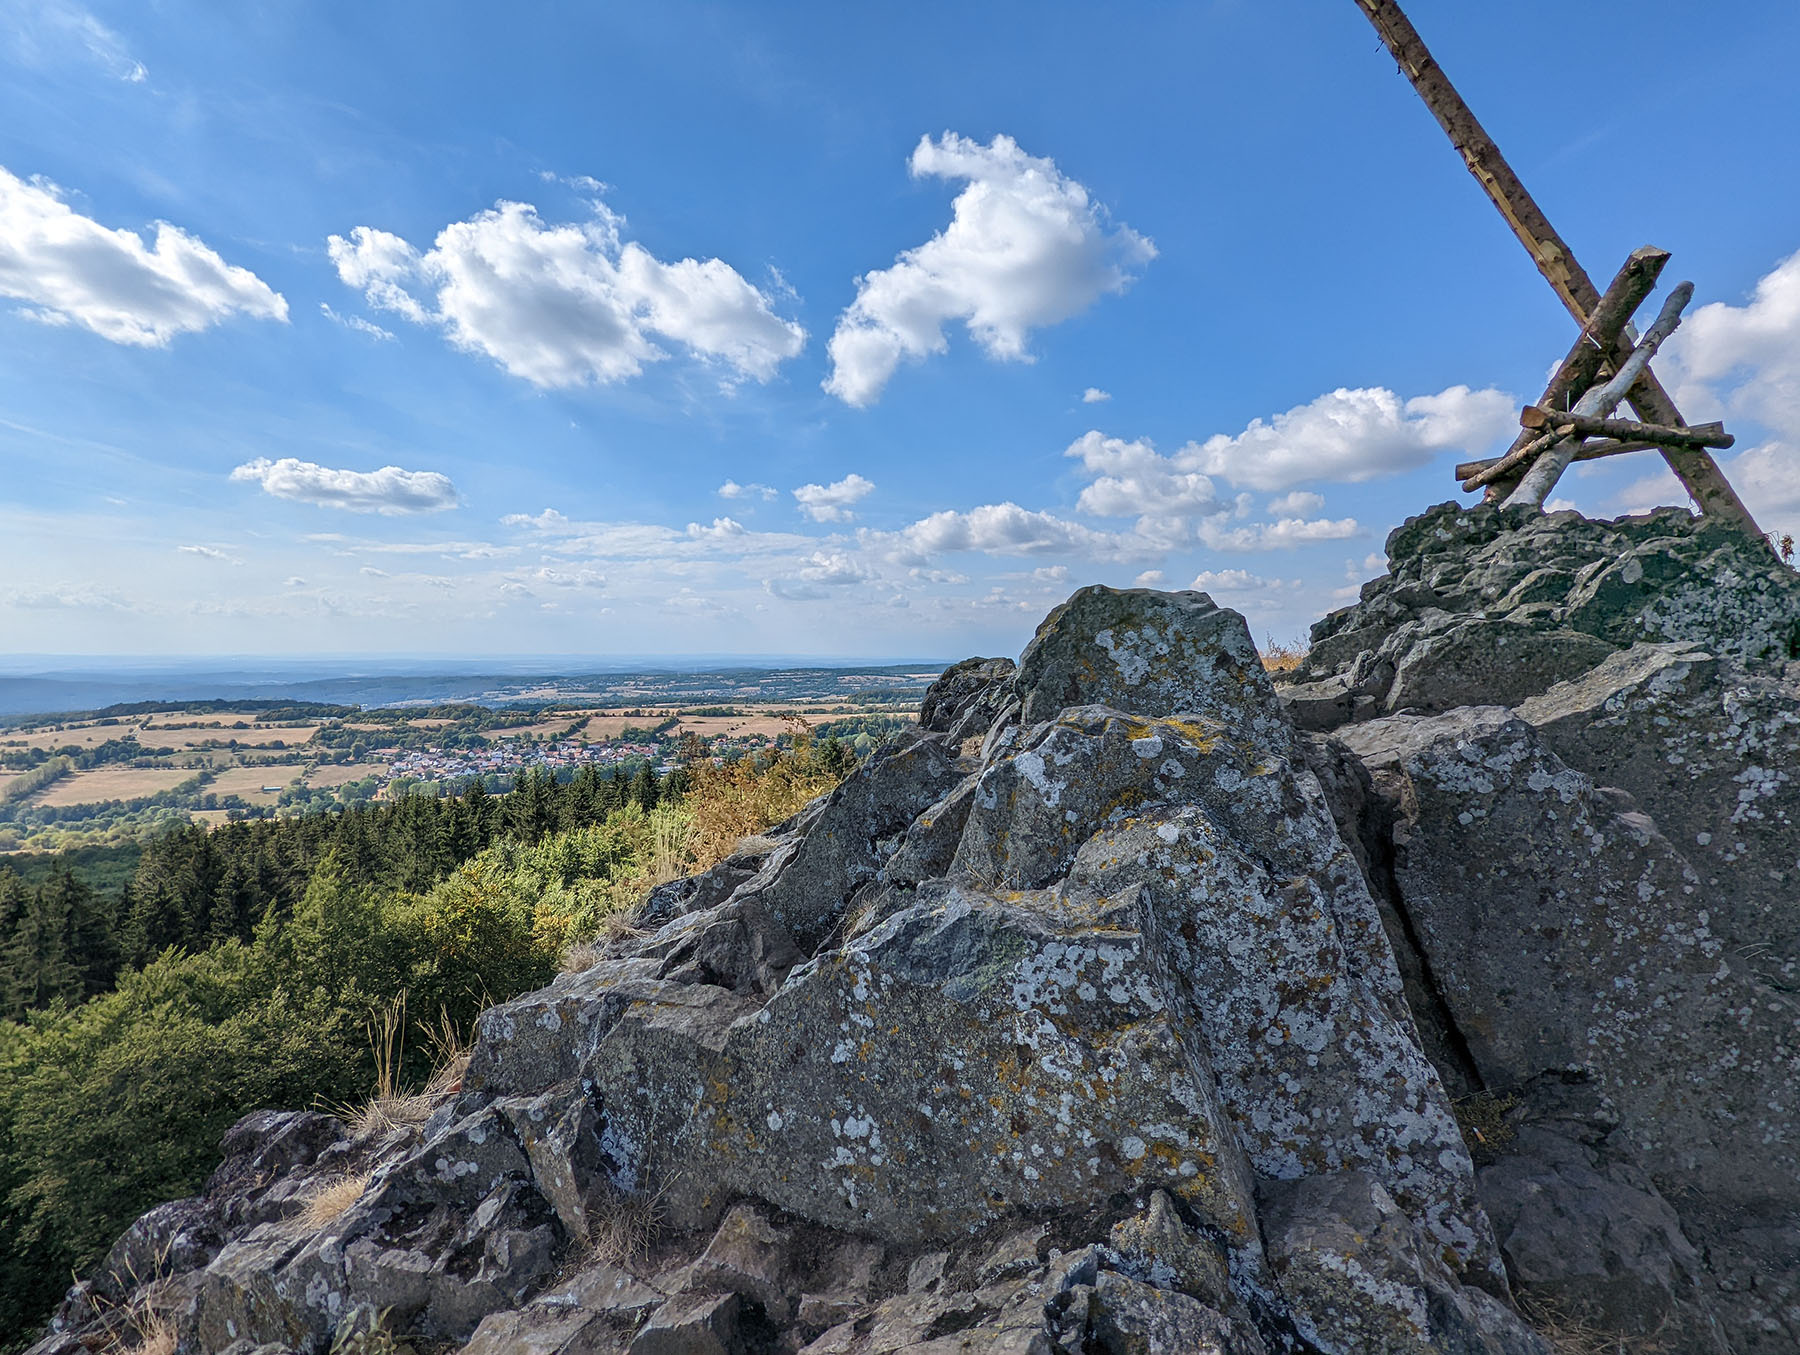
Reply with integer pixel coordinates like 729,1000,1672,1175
1014,586,1289,750
1516,642,1800,986
39,584,1547,1355
1290,502,1800,727
1339,707,1800,1354
919,656,1018,743
1259,1171,1549,1355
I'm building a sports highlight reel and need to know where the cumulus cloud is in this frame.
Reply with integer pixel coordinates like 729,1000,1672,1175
1198,516,1362,552
764,549,878,601
824,133,1154,406
1082,387,1111,404
719,480,777,501
1659,249,1800,532
1267,490,1325,516
231,457,459,515
327,199,805,389
894,502,1148,564
1190,568,1301,595
1189,384,1514,491
1065,431,1221,519
793,473,875,523
0,166,287,345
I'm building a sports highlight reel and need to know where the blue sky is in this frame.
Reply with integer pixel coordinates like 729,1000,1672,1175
3,0,1798,661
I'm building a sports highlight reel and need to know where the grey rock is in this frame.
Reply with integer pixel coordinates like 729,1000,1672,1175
1259,1171,1547,1355
1014,586,1290,750
1085,1269,1262,1355
752,728,965,952
1477,1122,1728,1352
1291,502,1800,727
919,656,1018,743
1383,617,1616,716
1342,707,1800,1353
1516,642,1800,985
629,1292,740,1355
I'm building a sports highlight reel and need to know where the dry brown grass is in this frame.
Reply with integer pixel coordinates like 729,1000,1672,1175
300,1171,372,1228
337,997,470,1138
1518,1292,1662,1355
1259,636,1309,674
31,767,196,807
584,1181,667,1266
685,740,842,871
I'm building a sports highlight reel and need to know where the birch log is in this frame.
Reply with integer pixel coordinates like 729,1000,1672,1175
1505,284,1695,509
1480,247,1669,497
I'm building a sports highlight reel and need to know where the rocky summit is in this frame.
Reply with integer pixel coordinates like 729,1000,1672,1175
32,508,1800,1355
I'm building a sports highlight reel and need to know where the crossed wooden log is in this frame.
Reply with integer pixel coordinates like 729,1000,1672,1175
1354,0,1764,538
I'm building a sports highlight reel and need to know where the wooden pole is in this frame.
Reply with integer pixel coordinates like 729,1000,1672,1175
1506,285,1694,508
1480,247,1668,497
1350,0,1765,539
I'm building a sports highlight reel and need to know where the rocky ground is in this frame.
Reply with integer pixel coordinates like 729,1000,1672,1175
29,503,1800,1355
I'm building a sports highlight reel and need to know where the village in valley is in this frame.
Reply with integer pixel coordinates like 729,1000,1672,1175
0,666,935,855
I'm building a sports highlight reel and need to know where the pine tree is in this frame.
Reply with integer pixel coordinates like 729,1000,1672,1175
629,763,660,813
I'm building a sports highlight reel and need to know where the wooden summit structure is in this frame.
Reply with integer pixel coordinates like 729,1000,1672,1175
1352,0,1764,539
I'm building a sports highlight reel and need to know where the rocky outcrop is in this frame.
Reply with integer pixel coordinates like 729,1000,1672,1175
1287,505,1800,1355
39,523,1800,1355
1281,501,1800,728
35,585,1550,1355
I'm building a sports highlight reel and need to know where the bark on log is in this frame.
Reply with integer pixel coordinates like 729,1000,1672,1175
1518,408,1731,450
1458,434,1721,485
1460,432,1556,491
1480,248,1670,496
1352,0,1766,538
1505,286,1694,508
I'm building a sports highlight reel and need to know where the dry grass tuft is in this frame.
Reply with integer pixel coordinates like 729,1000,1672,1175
107,1307,175,1355
586,1183,666,1267
337,997,470,1137
1259,636,1309,674
300,1170,373,1228
1451,1090,1519,1162
1518,1292,1664,1355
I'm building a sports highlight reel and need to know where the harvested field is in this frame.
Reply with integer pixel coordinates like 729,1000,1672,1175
32,766,196,807
209,766,299,801
0,723,151,751
134,724,320,750
305,762,383,789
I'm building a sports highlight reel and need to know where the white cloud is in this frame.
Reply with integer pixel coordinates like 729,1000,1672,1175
1198,516,1362,552
176,544,229,560
1134,569,1165,587
1065,431,1221,519
319,301,394,341
894,502,1149,564
1267,490,1325,516
1659,249,1800,535
719,480,777,501
1190,384,1515,491
824,133,1155,406
231,457,459,515
1190,568,1301,595
0,166,288,345
327,199,805,389
1082,387,1111,404
793,472,875,523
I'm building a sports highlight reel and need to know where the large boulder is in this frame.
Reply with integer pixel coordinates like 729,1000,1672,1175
1515,642,1800,985
1337,706,1800,1353
1288,502,1800,726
